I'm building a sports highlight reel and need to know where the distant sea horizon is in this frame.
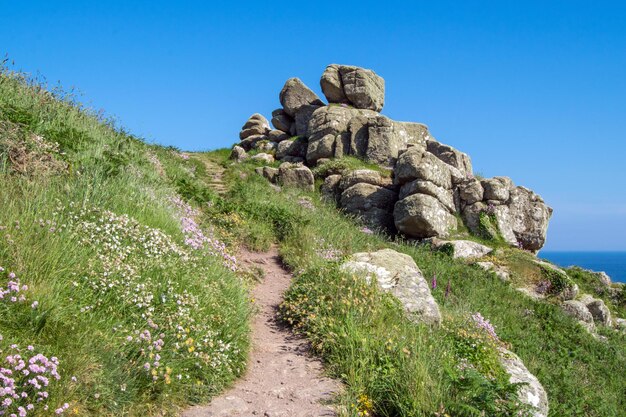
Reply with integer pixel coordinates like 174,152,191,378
539,251,626,283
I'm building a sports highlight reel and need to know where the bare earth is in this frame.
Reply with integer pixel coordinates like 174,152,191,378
182,247,340,417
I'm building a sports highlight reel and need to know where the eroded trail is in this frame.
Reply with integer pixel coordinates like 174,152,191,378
182,247,340,417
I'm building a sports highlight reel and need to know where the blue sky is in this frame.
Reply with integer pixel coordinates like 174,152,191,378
2,1,625,251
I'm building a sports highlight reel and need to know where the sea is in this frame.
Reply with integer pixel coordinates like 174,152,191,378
539,252,626,283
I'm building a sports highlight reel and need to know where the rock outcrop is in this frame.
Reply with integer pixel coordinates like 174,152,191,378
320,64,385,112
235,64,552,251
341,249,441,325
499,348,550,417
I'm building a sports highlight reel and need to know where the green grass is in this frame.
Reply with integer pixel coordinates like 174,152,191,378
207,151,626,417
0,68,251,415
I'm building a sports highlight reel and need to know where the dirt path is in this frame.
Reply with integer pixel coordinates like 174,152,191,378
182,247,340,417
200,157,228,195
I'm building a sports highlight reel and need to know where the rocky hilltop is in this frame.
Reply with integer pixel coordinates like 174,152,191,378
232,64,552,252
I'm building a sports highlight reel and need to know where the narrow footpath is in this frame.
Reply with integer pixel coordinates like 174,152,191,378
184,156,340,417
183,248,340,417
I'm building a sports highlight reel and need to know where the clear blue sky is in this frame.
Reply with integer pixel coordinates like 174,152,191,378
2,0,625,251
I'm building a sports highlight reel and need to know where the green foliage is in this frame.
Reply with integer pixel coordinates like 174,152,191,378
539,265,575,296
0,68,250,415
478,211,501,241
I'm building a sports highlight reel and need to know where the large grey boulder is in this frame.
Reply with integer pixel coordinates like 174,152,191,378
230,145,247,162
279,78,324,117
239,113,270,140
432,239,493,259
461,202,518,245
481,177,513,202
321,64,385,112
340,183,397,230
294,104,322,137
426,140,473,179
270,108,294,133
394,150,452,189
277,163,314,191
508,187,552,252
458,178,484,205
394,194,457,238
276,137,308,160
341,249,441,325
338,169,389,191
320,174,342,203
399,180,455,213
499,348,549,417
580,295,612,326
561,300,595,326
306,106,363,163
267,129,290,143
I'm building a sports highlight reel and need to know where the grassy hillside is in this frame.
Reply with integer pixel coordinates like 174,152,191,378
198,152,626,417
2,66,626,417
0,69,250,415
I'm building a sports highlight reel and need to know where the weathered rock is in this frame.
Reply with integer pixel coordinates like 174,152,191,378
426,140,473,178
323,65,385,112
499,348,549,417
294,104,322,137
270,109,294,133
615,318,626,332
276,137,308,160
398,122,430,150
399,180,455,213
394,194,457,238
239,134,268,151
305,106,371,163
240,113,270,140
230,145,247,161
582,296,612,326
277,163,314,191
461,203,518,245
458,178,484,205
432,239,493,259
320,64,349,104
279,78,324,117
251,153,275,164
255,166,279,183
394,150,452,189
561,300,595,325
267,129,291,143
481,177,513,202
338,169,387,191
320,174,342,204
253,140,276,152
508,187,552,252
365,116,406,166
341,249,441,324
340,183,397,230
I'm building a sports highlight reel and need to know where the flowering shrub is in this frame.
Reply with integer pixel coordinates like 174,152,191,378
313,237,343,262
169,196,237,271
0,339,66,416
49,200,245,394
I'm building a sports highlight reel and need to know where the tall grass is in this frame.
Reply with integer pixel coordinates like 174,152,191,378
0,68,250,416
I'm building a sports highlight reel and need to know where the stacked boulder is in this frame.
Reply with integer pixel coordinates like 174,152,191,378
233,64,552,251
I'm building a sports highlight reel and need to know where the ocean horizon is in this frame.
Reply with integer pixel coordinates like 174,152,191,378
539,251,626,283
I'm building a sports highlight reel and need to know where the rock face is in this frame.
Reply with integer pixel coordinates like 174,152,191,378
499,348,550,417
232,64,553,251
321,64,385,112
277,163,314,191
341,249,441,325
279,78,324,117
394,194,457,238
